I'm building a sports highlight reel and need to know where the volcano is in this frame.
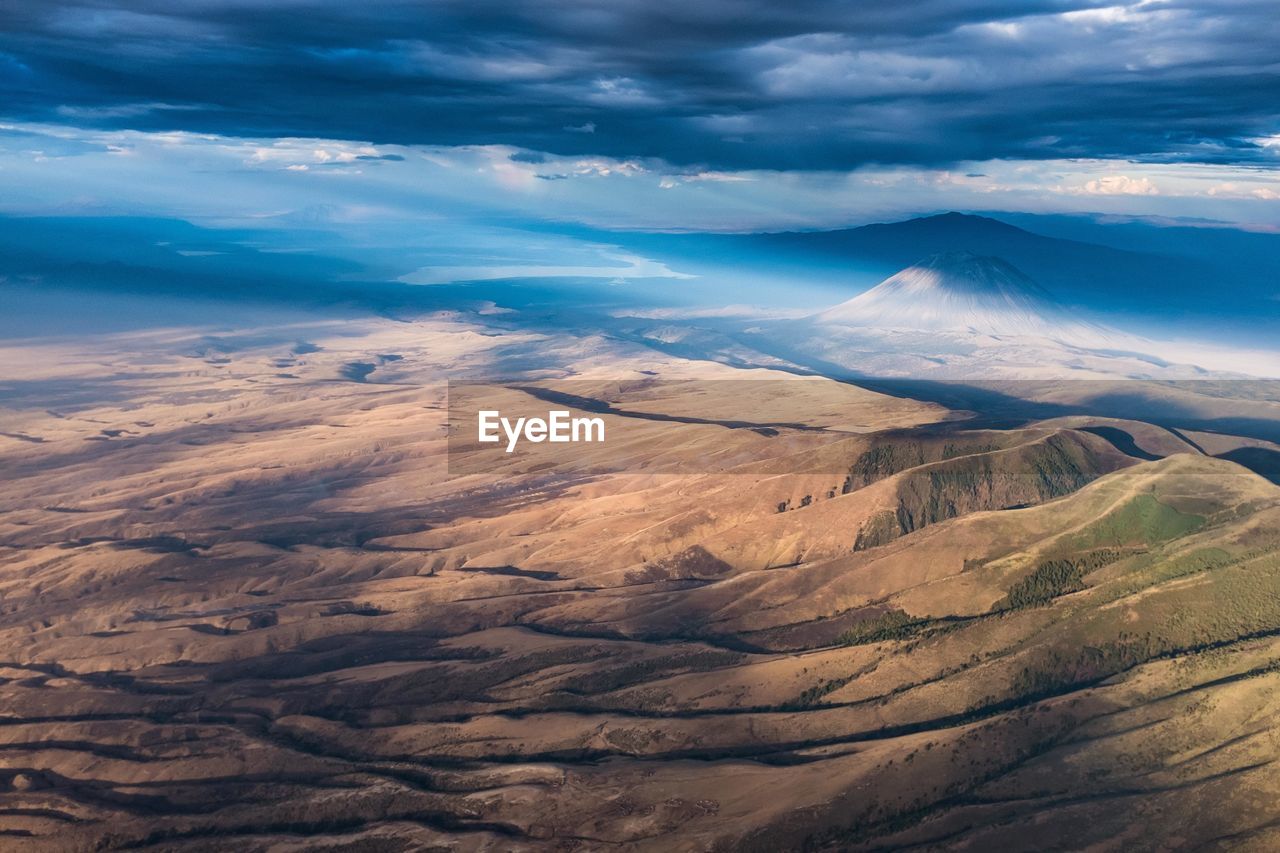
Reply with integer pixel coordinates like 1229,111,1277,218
766,251,1229,379
817,251,1086,338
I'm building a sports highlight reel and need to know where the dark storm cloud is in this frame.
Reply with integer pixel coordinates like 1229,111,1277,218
1,0,1278,169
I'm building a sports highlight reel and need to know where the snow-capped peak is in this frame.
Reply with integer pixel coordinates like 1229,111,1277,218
817,252,1085,339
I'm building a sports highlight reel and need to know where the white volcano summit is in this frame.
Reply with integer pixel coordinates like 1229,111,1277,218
778,252,1242,379
816,252,1099,340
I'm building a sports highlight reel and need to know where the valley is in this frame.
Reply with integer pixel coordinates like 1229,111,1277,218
3,300,1280,850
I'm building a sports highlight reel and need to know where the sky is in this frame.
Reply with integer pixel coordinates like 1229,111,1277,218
1,1,1279,287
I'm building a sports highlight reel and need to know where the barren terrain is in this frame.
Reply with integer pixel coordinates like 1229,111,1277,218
4,309,1280,851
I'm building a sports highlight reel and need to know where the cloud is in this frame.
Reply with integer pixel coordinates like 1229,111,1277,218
570,157,645,177
586,77,657,106
54,102,202,120
1208,182,1280,201
1076,175,1161,196
0,1,1276,171
3,122,1279,235
397,251,695,285
659,170,755,189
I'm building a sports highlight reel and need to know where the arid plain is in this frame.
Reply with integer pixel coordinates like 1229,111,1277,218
4,305,1280,852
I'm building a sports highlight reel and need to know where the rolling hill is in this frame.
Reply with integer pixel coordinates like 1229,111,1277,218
4,309,1280,849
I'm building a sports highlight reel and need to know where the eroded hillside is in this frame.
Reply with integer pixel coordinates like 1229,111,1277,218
3,317,1280,851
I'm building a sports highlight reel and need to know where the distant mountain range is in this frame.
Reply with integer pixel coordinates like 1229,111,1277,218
612,248,1280,380
753,251,1218,380
4,210,1279,354
608,212,1280,336
736,212,1251,314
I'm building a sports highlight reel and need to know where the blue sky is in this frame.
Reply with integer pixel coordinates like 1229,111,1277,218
1,1,1279,292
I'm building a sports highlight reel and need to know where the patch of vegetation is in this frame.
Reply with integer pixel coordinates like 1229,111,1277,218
1072,494,1204,549
996,549,1129,610
846,438,1004,493
942,441,1000,460
1104,546,1250,603
1147,547,1232,584
999,560,1085,609
781,673,856,710
1026,435,1092,498
321,601,386,617
847,443,924,490
853,510,902,551
627,545,733,583
885,438,1099,543
1007,632,1169,701
838,609,925,645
